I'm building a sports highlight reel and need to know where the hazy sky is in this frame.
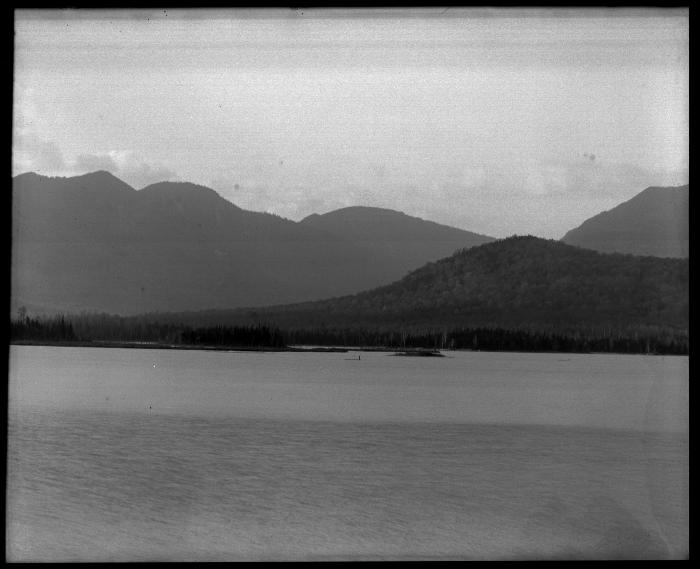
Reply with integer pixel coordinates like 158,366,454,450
13,8,688,238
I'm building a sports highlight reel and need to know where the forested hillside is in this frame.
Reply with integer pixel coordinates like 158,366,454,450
199,236,689,332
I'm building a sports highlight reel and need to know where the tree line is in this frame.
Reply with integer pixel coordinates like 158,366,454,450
10,312,689,355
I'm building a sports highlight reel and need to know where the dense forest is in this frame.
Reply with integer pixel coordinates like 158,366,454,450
10,313,284,349
10,312,689,355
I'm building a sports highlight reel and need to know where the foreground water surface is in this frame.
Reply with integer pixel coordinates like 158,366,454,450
7,346,688,560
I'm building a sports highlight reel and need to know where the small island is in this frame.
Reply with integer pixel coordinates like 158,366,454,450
393,349,444,357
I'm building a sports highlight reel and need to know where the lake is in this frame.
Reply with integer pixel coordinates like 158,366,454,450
6,345,688,560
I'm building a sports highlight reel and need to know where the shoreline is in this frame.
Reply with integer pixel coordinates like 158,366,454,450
9,340,349,353
9,340,684,357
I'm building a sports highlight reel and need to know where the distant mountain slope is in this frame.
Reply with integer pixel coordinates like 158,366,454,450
561,185,688,258
204,236,688,332
12,171,137,242
300,206,494,274
11,172,494,315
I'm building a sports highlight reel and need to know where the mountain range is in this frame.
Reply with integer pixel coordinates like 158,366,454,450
11,171,688,318
11,171,493,315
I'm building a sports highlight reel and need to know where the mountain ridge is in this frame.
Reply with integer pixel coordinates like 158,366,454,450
561,184,688,258
12,171,496,315
301,205,493,242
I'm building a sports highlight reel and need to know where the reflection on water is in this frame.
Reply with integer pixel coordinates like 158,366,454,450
6,347,689,560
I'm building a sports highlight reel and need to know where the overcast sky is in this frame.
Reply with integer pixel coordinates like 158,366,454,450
13,8,688,238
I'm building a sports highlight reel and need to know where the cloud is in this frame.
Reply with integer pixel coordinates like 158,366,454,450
211,177,336,220
73,150,179,188
74,152,119,173
522,162,569,196
559,158,686,198
12,133,67,175
512,156,685,199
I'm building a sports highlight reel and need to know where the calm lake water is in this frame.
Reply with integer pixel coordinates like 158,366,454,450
6,345,688,560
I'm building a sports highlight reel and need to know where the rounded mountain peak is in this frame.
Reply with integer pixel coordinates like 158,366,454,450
137,181,242,211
